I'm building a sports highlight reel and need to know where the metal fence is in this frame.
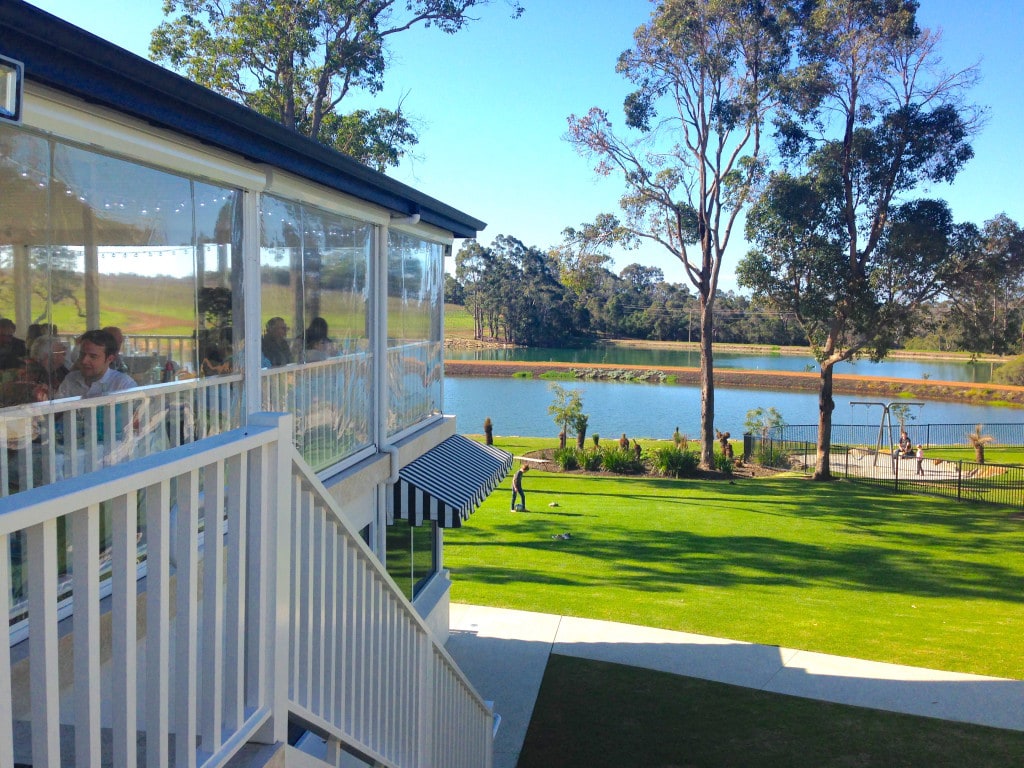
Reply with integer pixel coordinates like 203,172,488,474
769,423,1024,448
745,433,1024,511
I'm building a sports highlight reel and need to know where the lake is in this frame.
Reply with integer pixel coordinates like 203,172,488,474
444,375,1023,441
446,346,1002,383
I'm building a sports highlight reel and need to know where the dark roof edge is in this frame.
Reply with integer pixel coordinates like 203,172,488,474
1,1,486,239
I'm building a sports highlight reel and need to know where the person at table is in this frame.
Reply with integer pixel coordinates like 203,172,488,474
57,329,136,399
0,318,27,371
261,317,293,367
22,335,69,399
101,326,130,374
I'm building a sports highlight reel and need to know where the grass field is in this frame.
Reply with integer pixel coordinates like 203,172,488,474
445,436,1024,680
517,655,1024,768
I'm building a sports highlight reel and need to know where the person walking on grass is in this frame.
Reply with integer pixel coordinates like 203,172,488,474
511,464,529,512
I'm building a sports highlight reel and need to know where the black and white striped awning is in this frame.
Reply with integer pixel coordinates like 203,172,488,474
393,435,513,528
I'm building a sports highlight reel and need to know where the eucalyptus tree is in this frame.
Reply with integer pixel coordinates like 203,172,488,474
941,214,1024,355
150,0,522,170
566,0,795,468
738,0,981,479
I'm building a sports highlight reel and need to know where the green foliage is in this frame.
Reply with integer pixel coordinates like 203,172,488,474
539,371,576,380
754,444,791,469
547,383,584,441
652,445,699,478
601,447,644,474
149,0,520,170
714,452,734,476
992,355,1024,385
744,407,784,437
553,446,581,471
582,449,604,472
512,371,534,379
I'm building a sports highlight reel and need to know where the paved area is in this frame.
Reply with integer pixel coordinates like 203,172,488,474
446,603,1024,768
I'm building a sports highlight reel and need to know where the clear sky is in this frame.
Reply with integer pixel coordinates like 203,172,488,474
26,0,1024,292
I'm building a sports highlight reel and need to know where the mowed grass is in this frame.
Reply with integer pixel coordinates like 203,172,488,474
445,436,1024,680
517,655,1024,768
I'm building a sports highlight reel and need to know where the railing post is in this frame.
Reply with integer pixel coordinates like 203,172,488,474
957,460,963,500
248,412,294,746
416,632,435,767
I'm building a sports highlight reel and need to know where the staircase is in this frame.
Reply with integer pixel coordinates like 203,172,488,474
0,413,493,767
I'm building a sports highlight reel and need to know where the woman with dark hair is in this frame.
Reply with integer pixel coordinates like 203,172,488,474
304,316,334,361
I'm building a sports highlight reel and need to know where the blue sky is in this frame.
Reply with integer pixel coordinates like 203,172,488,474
27,0,1024,292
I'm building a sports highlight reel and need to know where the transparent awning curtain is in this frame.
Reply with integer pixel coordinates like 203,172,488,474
392,435,512,528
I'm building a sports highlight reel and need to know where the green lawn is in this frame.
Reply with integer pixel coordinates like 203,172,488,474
517,655,1024,768
446,436,1024,680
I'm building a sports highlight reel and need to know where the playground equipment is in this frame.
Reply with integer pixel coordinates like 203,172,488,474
850,400,925,466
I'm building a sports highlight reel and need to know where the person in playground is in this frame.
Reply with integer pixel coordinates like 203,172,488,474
916,444,924,475
898,429,912,457
511,464,529,512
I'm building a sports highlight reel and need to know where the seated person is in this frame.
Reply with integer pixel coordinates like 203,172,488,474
261,317,293,367
303,316,334,362
897,430,912,457
58,329,136,399
0,318,27,371
101,325,131,374
20,335,69,401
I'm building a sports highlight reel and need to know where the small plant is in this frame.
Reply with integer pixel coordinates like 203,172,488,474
714,452,734,476
592,433,600,448
652,445,699,478
582,449,604,471
602,446,644,474
754,444,791,468
554,446,580,471
967,424,994,464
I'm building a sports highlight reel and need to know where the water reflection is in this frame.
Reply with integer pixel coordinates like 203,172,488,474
446,347,1001,383
446,376,1023,440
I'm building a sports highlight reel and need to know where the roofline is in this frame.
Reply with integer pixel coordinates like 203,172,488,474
0,0,486,239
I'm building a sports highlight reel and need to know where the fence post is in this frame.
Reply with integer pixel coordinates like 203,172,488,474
893,450,899,492
743,433,752,462
957,460,963,500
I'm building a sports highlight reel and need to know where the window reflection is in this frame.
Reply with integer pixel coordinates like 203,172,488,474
387,232,443,434
260,195,373,468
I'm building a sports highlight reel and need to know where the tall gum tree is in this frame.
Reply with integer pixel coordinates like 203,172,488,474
150,0,523,170
737,0,982,479
566,0,794,468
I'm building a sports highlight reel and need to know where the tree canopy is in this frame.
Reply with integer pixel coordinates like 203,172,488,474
565,0,796,468
150,0,522,170
738,0,981,479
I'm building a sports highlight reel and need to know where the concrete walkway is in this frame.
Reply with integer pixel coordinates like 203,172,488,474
446,603,1024,768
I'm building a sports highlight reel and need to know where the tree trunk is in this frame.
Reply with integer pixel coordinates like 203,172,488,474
814,362,836,480
699,300,715,469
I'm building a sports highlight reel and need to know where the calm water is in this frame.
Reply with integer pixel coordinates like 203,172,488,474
446,347,1001,383
444,376,1023,440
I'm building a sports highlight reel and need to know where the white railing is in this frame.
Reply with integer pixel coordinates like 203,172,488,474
0,415,293,768
387,341,442,437
287,453,493,768
0,374,244,497
0,412,494,767
261,353,373,472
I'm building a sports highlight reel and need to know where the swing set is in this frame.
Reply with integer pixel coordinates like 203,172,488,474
849,400,925,467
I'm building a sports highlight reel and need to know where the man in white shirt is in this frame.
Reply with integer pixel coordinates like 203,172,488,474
58,329,136,399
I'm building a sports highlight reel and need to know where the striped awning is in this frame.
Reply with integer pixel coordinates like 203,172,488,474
393,435,513,528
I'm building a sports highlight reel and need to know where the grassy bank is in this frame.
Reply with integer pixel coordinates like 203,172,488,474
446,437,1024,680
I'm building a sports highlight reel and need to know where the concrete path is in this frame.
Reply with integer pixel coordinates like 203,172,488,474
446,603,1024,768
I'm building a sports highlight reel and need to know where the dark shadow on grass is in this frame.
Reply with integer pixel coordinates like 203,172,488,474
444,613,1024,768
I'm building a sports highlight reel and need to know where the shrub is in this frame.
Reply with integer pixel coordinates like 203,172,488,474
754,444,790,468
602,446,645,474
554,446,580,471
992,355,1024,385
582,449,604,471
714,452,734,476
652,445,699,478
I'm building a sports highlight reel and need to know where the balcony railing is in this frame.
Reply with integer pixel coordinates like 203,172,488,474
387,341,442,437
0,413,494,767
261,353,373,472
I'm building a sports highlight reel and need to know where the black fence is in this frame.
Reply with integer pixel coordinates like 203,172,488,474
769,422,1024,448
745,432,1024,511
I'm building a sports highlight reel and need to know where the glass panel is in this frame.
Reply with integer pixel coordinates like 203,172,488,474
385,518,437,600
387,232,442,435
260,195,374,468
